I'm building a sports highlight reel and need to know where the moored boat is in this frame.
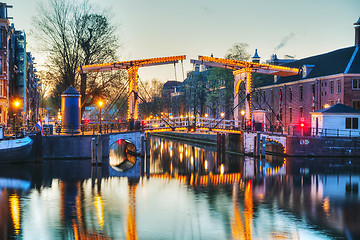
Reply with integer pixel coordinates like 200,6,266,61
0,136,33,162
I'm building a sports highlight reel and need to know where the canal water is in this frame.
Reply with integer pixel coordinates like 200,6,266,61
0,135,359,239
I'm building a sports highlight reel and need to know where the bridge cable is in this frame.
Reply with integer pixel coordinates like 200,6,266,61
181,59,185,82
108,90,134,122
206,94,248,129
174,62,177,82
102,77,130,120
252,86,284,127
136,92,175,130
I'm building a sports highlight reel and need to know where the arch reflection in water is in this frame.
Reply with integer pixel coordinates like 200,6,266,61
110,139,137,172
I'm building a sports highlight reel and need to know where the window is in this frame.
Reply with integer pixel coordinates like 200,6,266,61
289,107,292,122
353,79,360,90
353,100,360,110
279,107,283,121
0,81,2,96
300,85,303,100
312,84,315,94
337,80,341,93
330,81,334,94
300,107,303,118
271,89,274,103
329,100,334,106
346,117,359,129
289,87,293,101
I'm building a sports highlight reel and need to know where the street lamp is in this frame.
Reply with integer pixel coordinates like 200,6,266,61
241,110,245,129
13,100,20,134
98,100,103,134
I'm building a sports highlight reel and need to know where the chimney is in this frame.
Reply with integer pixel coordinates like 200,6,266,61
354,17,360,45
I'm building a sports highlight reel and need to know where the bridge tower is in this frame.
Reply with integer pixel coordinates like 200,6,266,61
191,56,299,126
78,55,186,122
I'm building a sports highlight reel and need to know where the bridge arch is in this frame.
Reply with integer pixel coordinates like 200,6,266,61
109,131,144,154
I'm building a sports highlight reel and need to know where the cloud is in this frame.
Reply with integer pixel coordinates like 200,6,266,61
274,32,295,51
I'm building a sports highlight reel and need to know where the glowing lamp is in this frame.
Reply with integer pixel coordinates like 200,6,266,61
300,123,305,127
98,100,104,107
241,110,245,116
14,100,20,108
220,112,225,117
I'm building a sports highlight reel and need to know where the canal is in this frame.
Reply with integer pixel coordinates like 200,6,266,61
0,135,359,239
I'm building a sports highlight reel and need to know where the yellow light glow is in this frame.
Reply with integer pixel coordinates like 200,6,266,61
10,194,20,235
98,100,104,107
205,113,209,118
241,110,245,116
14,100,20,108
324,104,330,108
94,194,104,229
323,197,330,215
204,160,208,171
220,164,224,175
220,112,225,117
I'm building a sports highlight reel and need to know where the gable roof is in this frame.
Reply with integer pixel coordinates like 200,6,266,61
257,46,360,87
314,103,360,114
62,86,79,95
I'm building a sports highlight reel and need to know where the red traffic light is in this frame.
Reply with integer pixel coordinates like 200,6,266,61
300,123,304,127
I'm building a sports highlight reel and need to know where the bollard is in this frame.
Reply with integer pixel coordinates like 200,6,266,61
141,135,145,157
97,134,102,165
91,137,97,165
221,133,225,164
256,133,261,157
261,136,266,159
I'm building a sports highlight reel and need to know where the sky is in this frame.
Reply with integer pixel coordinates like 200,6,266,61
6,0,360,82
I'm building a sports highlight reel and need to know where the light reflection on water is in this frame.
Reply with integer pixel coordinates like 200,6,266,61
0,136,358,239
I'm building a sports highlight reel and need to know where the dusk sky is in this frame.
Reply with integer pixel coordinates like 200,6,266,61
6,0,360,82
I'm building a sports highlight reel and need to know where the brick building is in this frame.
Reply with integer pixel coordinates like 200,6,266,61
254,17,360,129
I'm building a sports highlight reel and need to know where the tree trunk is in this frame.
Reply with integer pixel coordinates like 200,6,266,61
80,73,87,115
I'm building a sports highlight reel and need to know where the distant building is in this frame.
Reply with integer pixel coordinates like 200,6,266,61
265,54,297,65
254,17,360,130
162,80,181,115
310,103,360,137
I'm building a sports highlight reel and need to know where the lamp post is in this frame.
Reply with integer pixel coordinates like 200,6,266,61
14,100,20,134
241,110,245,129
98,100,103,134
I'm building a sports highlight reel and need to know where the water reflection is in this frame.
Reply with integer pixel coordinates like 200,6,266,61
110,139,137,172
0,137,358,239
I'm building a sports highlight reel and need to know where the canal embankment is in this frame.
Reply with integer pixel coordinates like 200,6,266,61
41,134,109,159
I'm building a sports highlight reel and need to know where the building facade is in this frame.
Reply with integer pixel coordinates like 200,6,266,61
0,2,10,125
0,2,40,127
254,18,360,130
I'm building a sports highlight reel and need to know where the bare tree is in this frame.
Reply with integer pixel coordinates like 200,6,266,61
33,0,120,114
